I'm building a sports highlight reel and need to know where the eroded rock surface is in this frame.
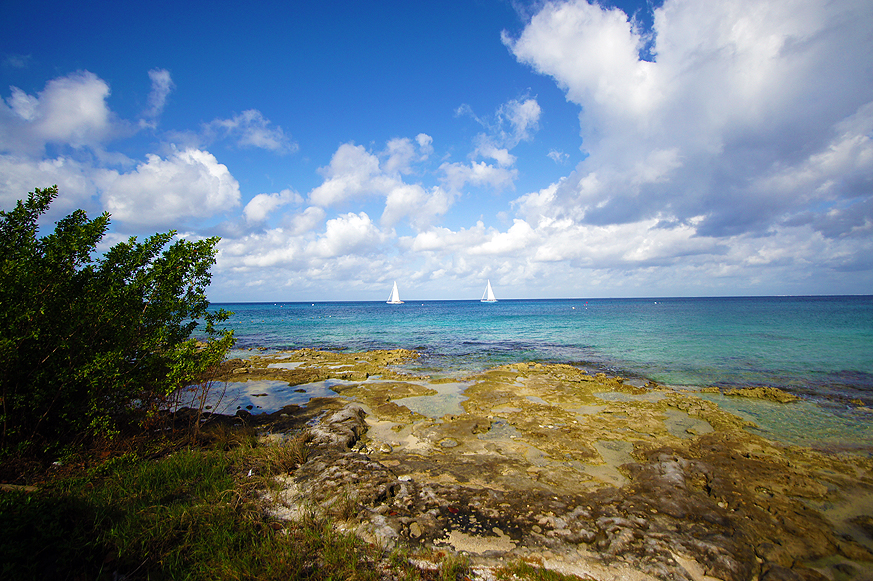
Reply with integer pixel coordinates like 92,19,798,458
216,347,422,385
234,350,873,581
722,386,800,403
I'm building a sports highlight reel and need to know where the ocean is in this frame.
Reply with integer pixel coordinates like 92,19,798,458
210,296,873,449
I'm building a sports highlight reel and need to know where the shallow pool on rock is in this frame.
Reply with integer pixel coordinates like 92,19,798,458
593,391,667,403
187,378,348,415
392,381,470,418
663,407,714,438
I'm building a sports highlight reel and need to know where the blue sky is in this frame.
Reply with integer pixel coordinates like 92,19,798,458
2,0,872,301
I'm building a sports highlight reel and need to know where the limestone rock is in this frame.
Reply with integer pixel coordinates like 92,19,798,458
723,386,799,403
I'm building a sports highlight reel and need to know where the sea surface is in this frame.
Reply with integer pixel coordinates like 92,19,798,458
210,296,873,449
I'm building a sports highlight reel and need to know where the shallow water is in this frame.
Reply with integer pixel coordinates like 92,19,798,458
696,392,873,449
392,381,469,418
663,408,714,439
209,296,873,447
197,379,346,415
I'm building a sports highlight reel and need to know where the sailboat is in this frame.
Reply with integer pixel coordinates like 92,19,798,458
481,280,497,303
386,281,403,304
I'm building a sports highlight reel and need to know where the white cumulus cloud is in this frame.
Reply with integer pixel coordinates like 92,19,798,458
1,71,118,153
505,0,873,239
309,143,388,207
244,188,301,223
99,148,240,228
307,212,387,258
310,139,458,230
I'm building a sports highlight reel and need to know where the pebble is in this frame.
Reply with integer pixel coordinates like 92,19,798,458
409,522,422,538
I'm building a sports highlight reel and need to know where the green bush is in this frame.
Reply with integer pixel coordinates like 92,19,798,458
0,186,234,453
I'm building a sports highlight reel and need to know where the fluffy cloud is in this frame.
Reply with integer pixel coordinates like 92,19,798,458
0,70,249,232
243,188,301,223
1,71,118,153
416,133,434,157
428,96,538,195
306,212,387,258
218,228,307,270
548,149,569,164
309,143,389,207
498,97,541,146
309,139,456,229
288,206,327,235
382,134,433,175
468,219,538,255
505,0,873,239
99,148,240,228
0,154,101,215
382,184,455,229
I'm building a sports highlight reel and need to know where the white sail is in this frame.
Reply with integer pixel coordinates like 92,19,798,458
481,280,497,303
387,281,403,304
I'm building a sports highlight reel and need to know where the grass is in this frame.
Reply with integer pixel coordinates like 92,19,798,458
0,428,385,581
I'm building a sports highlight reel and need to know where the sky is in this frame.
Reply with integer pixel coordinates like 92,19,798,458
1,0,872,301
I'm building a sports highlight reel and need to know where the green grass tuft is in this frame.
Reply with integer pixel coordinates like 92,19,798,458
496,559,586,581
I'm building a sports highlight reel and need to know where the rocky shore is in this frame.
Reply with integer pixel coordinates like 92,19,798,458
213,348,873,581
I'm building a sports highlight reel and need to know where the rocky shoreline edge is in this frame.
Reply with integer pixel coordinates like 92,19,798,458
207,348,873,581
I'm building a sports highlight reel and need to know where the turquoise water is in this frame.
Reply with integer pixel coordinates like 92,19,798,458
213,296,872,402
209,296,873,448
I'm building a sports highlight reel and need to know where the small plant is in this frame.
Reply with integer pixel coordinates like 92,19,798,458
287,431,315,465
388,546,425,581
496,559,584,581
199,421,258,451
328,485,360,521
439,553,472,581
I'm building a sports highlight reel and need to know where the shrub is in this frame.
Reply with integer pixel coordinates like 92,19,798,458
0,186,234,453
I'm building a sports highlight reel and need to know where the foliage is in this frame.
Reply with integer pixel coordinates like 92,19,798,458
0,186,234,453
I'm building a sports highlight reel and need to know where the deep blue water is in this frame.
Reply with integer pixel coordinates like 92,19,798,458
211,296,873,406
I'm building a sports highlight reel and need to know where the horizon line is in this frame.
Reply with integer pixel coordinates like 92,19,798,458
209,293,872,304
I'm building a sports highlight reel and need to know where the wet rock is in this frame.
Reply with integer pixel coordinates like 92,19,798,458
723,386,799,403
